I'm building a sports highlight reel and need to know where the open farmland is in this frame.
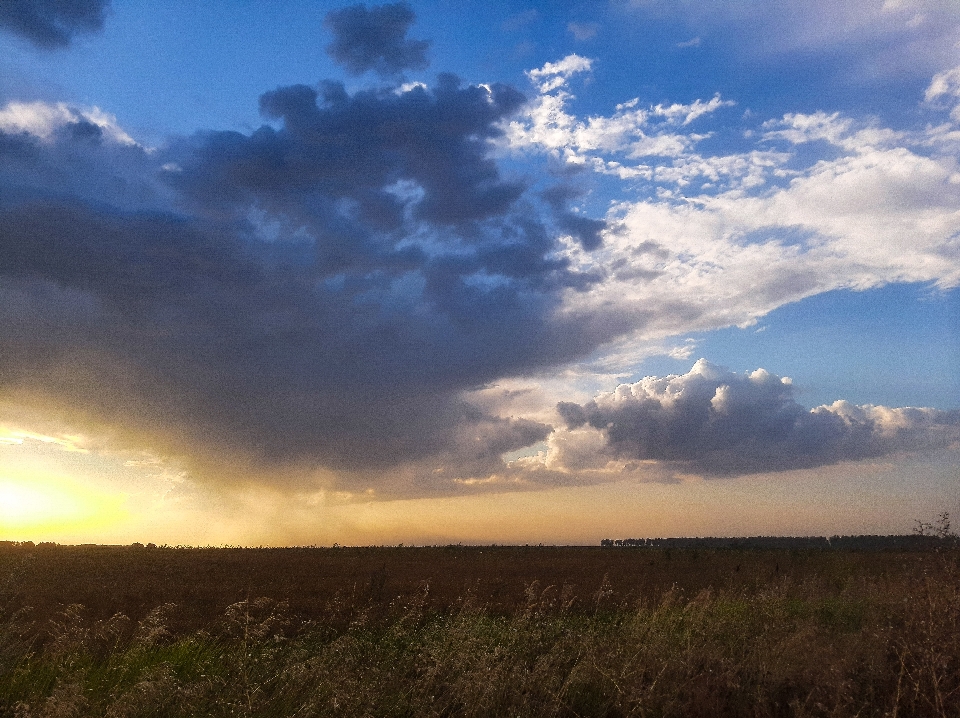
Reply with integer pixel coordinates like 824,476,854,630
1,542,959,717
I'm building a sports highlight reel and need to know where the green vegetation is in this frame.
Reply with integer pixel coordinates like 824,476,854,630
1,543,958,716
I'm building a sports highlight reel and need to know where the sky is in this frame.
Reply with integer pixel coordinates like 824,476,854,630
0,0,958,546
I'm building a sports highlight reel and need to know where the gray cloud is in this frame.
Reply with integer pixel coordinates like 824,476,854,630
541,184,607,250
0,195,570,488
325,2,428,77
175,75,528,230
0,74,613,493
0,0,109,48
0,110,163,213
558,360,960,476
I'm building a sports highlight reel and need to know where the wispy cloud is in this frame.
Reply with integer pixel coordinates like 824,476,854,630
627,0,960,79
568,22,599,41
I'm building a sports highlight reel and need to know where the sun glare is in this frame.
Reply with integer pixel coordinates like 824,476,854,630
0,474,127,537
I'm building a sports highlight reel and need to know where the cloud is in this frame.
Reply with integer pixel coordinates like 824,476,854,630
0,100,166,215
557,141,960,346
501,9,538,33
502,62,960,351
175,77,529,228
526,54,592,93
502,60,732,168
625,0,960,81
2,45,959,501
567,22,599,41
0,428,87,453
0,0,110,49
0,78,612,496
555,360,960,476
541,184,607,250
926,66,960,103
926,66,960,122
324,2,428,77
761,111,903,151
0,101,136,146
0,196,576,492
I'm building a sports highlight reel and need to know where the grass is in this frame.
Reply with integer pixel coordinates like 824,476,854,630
1,544,958,716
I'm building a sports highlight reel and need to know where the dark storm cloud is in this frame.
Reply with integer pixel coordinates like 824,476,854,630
0,116,165,213
0,130,39,160
325,2,428,77
0,196,565,484
0,76,611,492
175,76,527,230
0,0,110,48
558,360,960,477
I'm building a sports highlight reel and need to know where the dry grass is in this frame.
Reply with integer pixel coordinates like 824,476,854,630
1,544,958,717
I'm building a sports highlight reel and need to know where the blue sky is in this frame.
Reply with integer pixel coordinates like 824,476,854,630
5,2,952,136
0,0,958,545
639,283,960,410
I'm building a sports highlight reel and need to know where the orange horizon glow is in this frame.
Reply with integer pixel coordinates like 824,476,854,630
0,469,128,540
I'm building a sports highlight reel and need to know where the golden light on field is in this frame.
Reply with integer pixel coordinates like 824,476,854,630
0,471,128,537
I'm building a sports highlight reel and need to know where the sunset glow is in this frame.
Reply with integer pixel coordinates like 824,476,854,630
0,472,127,537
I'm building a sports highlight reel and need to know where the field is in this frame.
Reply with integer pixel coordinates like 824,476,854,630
1,542,959,717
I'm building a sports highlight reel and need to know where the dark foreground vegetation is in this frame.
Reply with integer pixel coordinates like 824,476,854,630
1,541,959,717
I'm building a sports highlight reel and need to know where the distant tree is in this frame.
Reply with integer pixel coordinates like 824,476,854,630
935,511,953,539
914,511,955,539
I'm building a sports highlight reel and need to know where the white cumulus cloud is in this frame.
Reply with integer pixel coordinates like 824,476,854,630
551,360,960,477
